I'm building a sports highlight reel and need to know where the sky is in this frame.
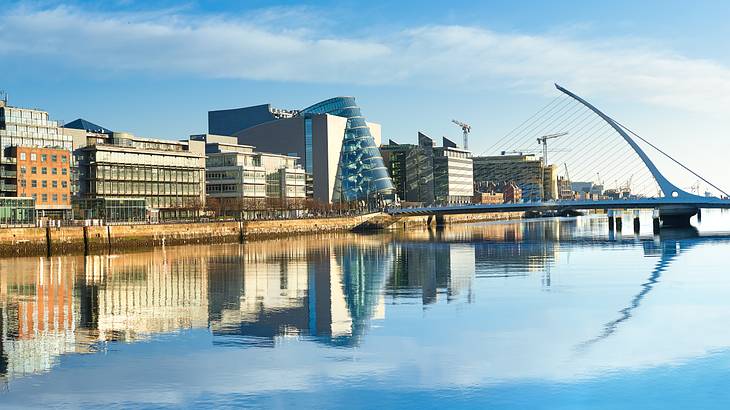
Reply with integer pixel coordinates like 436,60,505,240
2,0,730,192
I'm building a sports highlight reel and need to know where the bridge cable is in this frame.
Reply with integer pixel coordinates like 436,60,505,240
615,121,730,197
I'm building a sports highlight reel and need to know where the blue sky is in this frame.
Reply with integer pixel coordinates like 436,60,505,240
2,0,730,191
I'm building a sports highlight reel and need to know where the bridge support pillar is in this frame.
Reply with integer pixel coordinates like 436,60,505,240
435,214,446,228
615,216,623,232
659,206,698,229
698,209,702,223
426,215,433,226
653,218,661,235
633,211,641,234
607,211,615,231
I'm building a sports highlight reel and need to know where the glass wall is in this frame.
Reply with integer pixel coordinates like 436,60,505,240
299,97,393,202
0,198,35,226
74,198,147,223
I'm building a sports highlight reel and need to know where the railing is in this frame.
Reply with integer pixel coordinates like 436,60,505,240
0,157,16,165
0,182,17,191
0,170,17,178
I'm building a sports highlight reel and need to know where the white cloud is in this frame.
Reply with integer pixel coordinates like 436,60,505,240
2,4,730,115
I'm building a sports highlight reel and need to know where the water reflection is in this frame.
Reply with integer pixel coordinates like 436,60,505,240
0,217,729,389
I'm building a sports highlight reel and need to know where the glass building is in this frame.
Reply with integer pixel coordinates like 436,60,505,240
73,198,147,223
298,97,393,202
0,197,35,226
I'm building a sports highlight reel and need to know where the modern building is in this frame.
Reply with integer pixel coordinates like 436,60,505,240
473,154,557,202
0,197,35,226
381,133,473,205
66,120,206,220
209,97,394,204
0,96,74,219
191,134,306,218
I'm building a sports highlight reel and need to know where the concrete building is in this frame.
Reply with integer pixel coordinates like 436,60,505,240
0,96,73,219
66,120,206,220
209,97,393,204
473,154,557,202
191,134,306,218
381,133,473,205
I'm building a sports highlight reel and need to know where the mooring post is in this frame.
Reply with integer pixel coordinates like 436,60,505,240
607,210,615,231
633,210,641,234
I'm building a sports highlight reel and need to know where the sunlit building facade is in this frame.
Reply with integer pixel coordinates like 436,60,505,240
209,97,394,204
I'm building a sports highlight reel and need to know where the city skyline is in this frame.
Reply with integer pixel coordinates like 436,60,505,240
2,1,729,192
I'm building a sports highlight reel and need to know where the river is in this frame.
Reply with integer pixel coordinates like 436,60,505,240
1,211,730,409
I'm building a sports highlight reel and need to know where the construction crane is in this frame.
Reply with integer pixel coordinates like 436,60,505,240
536,132,568,165
451,119,471,150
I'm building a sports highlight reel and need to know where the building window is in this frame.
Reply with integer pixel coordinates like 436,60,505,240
51,168,57,175
41,194,47,202
20,153,26,161
61,155,67,163
20,166,26,174
20,180,26,188
51,154,57,162
61,168,67,175
31,153,37,161
62,194,68,202
52,194,58,202
42,180,47,188
31,180,37,188
31,167,37,174
41,154,47,162
61,181,67,188
304,118,313,174
52,180,58,188
41,167,47,175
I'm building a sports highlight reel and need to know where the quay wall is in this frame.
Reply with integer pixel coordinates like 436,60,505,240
0,211,523,258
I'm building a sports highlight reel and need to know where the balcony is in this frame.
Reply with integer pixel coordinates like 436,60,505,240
0,182,17,192
0,157,16,165
0,170,17,178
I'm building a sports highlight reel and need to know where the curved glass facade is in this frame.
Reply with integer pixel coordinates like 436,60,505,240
299,97,393,202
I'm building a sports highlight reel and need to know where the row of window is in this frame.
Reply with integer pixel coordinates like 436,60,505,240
30,193,69,203
20,166,68,176
19,152,68,163
19,179,68,189
93,165,202,183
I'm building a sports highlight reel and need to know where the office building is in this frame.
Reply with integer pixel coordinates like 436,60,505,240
381,133,473,205
209,97,393,204
473,154,557,202
192,134,306,218
66,120,206,220
0,96,73,219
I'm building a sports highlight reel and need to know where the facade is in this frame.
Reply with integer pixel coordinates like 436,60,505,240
0,197,35,226
380,140,413,202
67,121,206,219
503,182,522,203
0,98,74,219
14,146,72,218
193,134,306,218
473,192,504,204
473,154,556,202
381,133,473,206
210,97,393,204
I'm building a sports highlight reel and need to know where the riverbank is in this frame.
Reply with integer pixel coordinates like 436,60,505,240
0,211,523,257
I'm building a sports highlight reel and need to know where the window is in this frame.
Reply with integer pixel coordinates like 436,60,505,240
61,181,67,188
61,168,67,175
51,154,57,162
20,180,26,188
20,166,26,174
32,194,37,200
41,154,47,162
51,168,57,175
31,180,37,188
52,180,57,188
41,194,47,202
30,153,37,161
41,167,47,175
42,180,47,188
20,153,26,161
61,155,67,163
31,167,37,174
52,194,58,202
62,194,68,202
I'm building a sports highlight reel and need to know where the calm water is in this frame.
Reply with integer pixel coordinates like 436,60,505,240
2,211,730,409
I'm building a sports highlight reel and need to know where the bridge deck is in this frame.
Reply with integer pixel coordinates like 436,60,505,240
387,198,730,216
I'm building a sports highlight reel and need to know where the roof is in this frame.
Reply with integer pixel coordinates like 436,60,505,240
65,118,113,134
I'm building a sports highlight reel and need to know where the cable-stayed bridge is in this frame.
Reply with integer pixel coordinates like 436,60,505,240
387,84,730,228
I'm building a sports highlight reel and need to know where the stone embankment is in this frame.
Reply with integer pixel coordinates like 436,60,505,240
0,211,522,257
